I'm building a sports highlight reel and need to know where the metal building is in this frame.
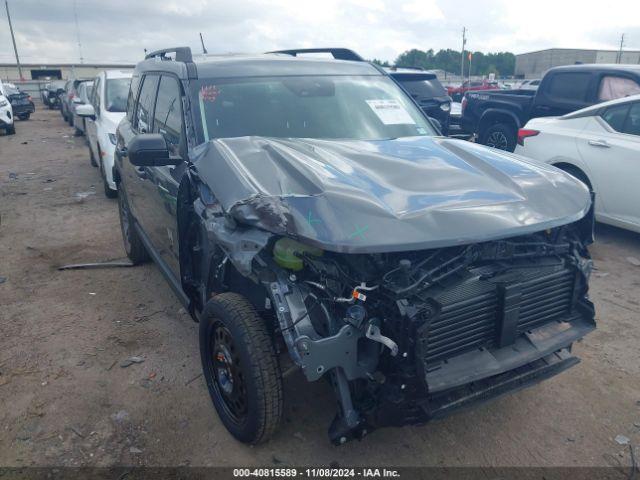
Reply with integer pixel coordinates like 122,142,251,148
515,48,640,79
0,63,134,82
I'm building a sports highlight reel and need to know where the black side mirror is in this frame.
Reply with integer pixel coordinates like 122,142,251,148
128,134,174,167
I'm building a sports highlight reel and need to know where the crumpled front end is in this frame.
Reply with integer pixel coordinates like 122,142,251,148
191,181,595,443
262,212,595,443
187,135,596,444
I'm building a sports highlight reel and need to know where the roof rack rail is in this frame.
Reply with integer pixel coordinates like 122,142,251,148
267,48,364,62
388,65,425,71
145,47,193,63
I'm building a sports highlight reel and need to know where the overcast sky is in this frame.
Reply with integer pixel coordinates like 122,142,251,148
1,0,639,65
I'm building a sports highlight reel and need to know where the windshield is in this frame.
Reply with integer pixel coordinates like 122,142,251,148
106,78,130,112
192,75,436,142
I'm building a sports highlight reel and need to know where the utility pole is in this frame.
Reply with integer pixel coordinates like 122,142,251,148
72,0,83,64
617,33,625,63
199,32,208,54
4,0,23,80
460,27,466,80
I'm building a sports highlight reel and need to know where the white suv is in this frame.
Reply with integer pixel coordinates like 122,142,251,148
77,70,132,197
0,79,16,136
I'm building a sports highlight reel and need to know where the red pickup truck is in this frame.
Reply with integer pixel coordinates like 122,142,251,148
447,80,500,101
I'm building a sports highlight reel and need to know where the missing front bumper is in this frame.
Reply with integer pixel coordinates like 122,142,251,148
425,348,580,419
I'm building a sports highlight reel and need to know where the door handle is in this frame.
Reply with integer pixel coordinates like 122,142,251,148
588,139,610,148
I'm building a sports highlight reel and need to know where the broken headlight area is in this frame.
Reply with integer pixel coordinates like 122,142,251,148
261,221,595,445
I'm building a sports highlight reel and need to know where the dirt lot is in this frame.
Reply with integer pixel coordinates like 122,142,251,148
1,108,640,469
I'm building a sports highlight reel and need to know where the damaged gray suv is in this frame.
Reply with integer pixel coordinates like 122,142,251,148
114,47,596,445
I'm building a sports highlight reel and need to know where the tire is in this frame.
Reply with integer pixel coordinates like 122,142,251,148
104,180,118,199
18,114,30,121
118,191,149,264
199,293,283,444
74,126,83,136
481,123,516,152
102,160,117,198
6,124,15,135
68,114,74,127
89,147,98,167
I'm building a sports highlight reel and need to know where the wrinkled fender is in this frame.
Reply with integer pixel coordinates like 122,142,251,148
178,168,274,312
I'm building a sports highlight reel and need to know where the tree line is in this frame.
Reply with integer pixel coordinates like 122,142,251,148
372,48,516,77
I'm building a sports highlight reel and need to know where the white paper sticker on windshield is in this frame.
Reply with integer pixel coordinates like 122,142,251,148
366,99,415,125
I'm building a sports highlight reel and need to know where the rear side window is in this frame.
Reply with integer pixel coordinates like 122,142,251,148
395,78,447,100
105,78,131,113
546,72,591,101
135,75,159,133
623,102,640,136
598,76,640,101
601,103,630,132
153,76,184,156
126,74,141,122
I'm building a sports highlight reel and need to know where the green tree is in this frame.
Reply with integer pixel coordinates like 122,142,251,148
392,49,515,77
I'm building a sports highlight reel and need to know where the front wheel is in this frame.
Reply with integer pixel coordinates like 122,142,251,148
481,123,516,152
118,191,149,264
199,293,283,444
18,114,30,121
6,124,16,135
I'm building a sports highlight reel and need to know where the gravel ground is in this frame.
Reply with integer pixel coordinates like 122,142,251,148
1,108,639,469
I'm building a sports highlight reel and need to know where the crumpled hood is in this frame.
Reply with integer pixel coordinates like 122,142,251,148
192,136,591,253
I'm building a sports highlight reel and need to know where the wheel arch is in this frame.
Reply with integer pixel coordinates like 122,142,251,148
551,161,593,190
479,109,520,137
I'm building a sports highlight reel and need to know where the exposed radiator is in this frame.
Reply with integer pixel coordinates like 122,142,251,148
423,265,575,365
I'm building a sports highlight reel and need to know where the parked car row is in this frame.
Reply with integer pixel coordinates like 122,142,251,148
461,64,640,152
41,80,67,109
57,70,133,198
60,78,91,127
0,79,35,135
